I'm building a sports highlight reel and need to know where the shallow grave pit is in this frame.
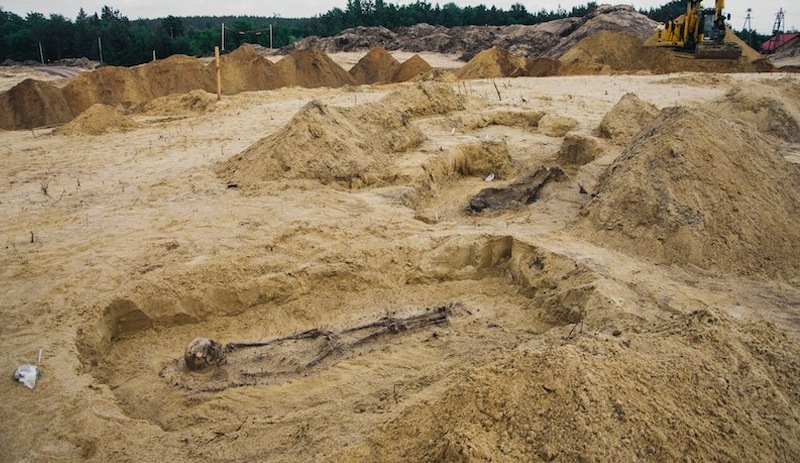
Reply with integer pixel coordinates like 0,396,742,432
79,235,603,432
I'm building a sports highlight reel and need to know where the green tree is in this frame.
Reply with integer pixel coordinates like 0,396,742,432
162,15,184,38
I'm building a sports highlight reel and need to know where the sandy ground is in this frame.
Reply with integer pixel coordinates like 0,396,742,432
2,71,800,462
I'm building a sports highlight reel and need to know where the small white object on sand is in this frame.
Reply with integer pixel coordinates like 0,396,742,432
14,364,39,390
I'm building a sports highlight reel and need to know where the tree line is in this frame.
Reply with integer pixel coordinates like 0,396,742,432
0,1,773,67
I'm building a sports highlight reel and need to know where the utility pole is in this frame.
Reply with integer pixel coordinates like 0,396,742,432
764,8,786,53
98,37,104,63
38,41,44,64
772,8,785,36
221,23,225,51
742,8,752,31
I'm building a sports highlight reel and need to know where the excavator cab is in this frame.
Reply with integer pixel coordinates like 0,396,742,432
695,7,742,58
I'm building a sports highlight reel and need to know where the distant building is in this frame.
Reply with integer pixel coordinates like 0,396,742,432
762,33,799,53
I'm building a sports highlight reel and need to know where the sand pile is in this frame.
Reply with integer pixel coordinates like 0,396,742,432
335,309,800,462
597,93,659,144
393,54,433,83
379,81,466,117
521,57,563,77
724,29,764,62
454,47,526,79
348,46,400,85
412,69,458,83
538,113,578,137
712,78,800,142
131,90,218,116
542,5,659,58
769,35,800,68
63,66,153,114
220,83,465,187
0,78,73,129
579,106,800,278
218,45,286,93
561,31,771,74
219,99,417,186
287,5,658,61
53,104,139,136
275,48,356,88
135,54,213,98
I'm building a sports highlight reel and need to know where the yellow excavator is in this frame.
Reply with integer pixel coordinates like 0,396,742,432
645,0,742,59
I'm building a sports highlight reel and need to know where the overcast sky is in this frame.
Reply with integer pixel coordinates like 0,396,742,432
0,0,794,34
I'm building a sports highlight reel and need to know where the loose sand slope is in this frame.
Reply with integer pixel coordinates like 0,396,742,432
53,104,139,136
580,106,800,278
219,82,465,187
338,309,800,462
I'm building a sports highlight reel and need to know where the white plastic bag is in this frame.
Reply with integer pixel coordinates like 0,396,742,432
14,364,39,389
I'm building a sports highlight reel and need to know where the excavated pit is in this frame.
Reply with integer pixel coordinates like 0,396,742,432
77,235,605,431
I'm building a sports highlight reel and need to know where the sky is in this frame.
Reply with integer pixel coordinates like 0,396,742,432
0,0,795,34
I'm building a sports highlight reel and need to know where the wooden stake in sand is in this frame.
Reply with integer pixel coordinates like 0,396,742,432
214,46,221,101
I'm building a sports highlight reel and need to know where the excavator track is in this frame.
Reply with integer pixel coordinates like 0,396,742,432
695,41,742,59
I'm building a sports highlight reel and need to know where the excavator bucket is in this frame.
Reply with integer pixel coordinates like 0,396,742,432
695,41,742,59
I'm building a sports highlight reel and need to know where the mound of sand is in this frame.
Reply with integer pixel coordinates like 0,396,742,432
219,83,465,187
521,57,564,77
348,46,400,85
63,66,153,114
220,99,418,186
454,47,526,79
557,134,603,166
769,35,800,68
218,45,286,93
53,103,139,136
712,78,800,142
379,81,466,118
287,5,659,61
393,54,433,83
724,28,764,62
561,30,771,74
0,78,73,130
579,106,800,278
335,309,800,462
538,113,578,137
275,48,356,88
131,90,218,116
412,69,458,83
135,54,213,98
597,93,659,144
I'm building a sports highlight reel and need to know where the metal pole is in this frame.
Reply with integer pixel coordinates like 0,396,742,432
98,37,104,63
214,46,221,101
152,50,156,61
269,24,273,50
221,23,225,51
38,41,44,63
